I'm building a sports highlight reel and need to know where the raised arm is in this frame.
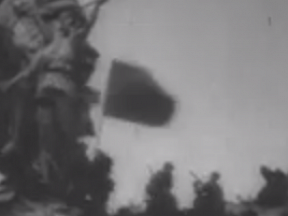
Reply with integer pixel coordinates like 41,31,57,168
0,49,44,91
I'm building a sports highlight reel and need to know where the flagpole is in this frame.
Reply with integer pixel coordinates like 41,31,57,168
79,0,110,150
95,60,112,148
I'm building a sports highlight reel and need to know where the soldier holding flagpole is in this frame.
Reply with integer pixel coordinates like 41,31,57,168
0,0,108,200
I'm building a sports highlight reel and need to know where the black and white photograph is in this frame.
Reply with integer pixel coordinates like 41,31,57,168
0,0,287,215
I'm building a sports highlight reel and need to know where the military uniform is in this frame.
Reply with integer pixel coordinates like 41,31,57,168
193,173,225,216
0,0,100,196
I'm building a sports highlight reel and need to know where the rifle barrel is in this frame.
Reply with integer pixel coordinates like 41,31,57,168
189,171,200,181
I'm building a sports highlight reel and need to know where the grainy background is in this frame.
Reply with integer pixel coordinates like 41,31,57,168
82,0,288,213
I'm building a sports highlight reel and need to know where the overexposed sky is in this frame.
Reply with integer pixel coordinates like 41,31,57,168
85,0,288,212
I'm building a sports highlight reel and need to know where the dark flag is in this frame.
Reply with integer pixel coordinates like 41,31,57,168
103,60,175,126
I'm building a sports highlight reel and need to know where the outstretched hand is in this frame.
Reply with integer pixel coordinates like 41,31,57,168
0,51,42,92
0,70,30,92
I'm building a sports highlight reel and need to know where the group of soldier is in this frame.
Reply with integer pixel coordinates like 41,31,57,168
256,166,288,207
190,166,288,216
0,0,107,205
191,171,225,216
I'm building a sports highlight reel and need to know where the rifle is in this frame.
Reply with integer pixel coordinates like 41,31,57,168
0,1,53,92
80,0,109,40
189,170,201,182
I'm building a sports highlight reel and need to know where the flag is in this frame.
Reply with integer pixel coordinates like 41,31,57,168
103,60,175,126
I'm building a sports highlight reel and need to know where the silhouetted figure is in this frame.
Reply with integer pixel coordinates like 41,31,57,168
256,166,288,207
145,162,178,216
193,172,225,216
65,148,114,216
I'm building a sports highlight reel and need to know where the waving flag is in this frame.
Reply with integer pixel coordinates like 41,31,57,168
103,60,176,126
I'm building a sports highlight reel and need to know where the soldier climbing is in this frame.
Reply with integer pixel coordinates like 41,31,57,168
0,0,108,203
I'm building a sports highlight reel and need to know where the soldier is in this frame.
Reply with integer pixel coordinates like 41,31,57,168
32,0,87,184
193,172,225,216
0,0,81,182
256,166,288,207
0,0,48,156
206,172,225,215
0,0,104,199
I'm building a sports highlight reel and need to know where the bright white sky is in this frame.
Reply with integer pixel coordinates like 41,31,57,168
83,0,288,212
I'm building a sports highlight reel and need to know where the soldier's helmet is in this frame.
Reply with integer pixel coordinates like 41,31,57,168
210,172,220,182
37,0,79,10
163,163,174,172
38,0,86,25
260,165,271,177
